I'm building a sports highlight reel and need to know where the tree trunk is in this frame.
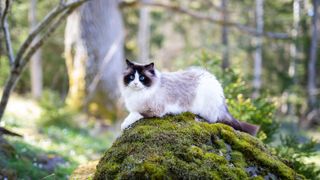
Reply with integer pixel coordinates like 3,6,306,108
64,0,125,119
221,0,229,70
253,0,264,97
308,0,319,110
138,0,150,63
29,0,43,99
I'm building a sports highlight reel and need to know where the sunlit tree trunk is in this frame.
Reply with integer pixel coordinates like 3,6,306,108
308,0,319,110
289,0,301,83
138,0,150,63
64,0,124,119
29,0,42,99
253,0,264,97
221,0,229,70
286,0,302,115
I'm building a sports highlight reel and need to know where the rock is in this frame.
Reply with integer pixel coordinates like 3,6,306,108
91,113,304,179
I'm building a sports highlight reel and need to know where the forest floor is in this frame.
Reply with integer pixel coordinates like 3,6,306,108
0,93,319,179
0,93,117,179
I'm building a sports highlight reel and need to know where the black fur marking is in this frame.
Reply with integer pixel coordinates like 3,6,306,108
123,60,155,87
124,72,135,86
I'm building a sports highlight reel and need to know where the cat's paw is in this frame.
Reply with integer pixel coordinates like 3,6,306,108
121,112,143,131
120,121,131,131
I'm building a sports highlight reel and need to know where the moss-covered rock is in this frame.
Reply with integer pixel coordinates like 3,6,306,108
94,113,305,180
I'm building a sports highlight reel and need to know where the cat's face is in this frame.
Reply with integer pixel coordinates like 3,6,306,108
123,59,156,90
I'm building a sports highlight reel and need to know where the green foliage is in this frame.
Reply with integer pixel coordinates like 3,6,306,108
1,91,115,179
275,136,320,180
37,90,75,129
194,51,278,143
94,113,304,179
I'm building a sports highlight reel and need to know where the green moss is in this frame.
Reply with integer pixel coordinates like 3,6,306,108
230,151,247,167
93,113,305,180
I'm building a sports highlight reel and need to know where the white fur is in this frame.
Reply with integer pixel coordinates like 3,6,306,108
120,112,143,130
120,68,227,130
190,70,225,123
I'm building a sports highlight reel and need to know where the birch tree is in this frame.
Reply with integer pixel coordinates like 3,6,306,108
221,0,229,70
308,0,319,110
253,0,264,97
138,0,150,63
29,0,43,99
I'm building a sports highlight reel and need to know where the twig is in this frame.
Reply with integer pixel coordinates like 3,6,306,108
0,127,22,137
1,0,15,66
122,1,291,39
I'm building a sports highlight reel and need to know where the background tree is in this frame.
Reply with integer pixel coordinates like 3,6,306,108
308,0,319,111
221,0,229,70
64,0,125,120
137,0,151,63
253,0,264,97
29,0,43,99
0,0,89,125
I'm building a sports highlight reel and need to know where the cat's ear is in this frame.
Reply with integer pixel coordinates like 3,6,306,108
126,59,134,68
144,62,154,70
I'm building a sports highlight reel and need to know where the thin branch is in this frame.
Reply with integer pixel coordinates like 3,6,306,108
122,1,291,39
14,0,89,68
1,0,15,66
20,7,76,70
0,0,10,25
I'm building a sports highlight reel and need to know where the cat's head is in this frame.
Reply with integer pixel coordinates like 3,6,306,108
123,59,157,90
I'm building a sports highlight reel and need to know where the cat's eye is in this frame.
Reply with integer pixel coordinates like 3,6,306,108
139,76,145,81
129,75,135,80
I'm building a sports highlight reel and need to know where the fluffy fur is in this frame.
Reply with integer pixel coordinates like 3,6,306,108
120,59,259,136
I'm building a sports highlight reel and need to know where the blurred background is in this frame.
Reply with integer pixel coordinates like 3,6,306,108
0,0,319,179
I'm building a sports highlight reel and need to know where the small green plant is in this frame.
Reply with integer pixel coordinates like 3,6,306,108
37,90,76,129
275,136,320,179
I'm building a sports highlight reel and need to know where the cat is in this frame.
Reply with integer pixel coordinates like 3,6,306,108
119,59,259,136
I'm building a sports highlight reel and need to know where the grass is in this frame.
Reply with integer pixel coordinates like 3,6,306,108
0,93,116,179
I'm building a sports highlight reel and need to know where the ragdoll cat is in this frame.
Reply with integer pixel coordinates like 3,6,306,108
120,59,259,136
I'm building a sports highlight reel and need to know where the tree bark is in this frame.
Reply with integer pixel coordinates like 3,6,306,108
308,0,319,110
138,0,150,63
29,0,43,99
64,0,125,119
253,0,264,97
221,0,229,70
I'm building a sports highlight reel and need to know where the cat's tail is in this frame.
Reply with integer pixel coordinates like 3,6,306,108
218,117,260,136
238,121,260,136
